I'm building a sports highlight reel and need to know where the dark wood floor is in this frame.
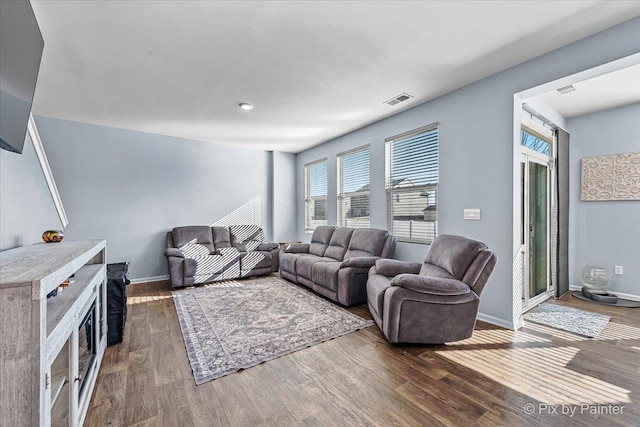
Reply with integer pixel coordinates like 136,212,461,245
86,277,640,426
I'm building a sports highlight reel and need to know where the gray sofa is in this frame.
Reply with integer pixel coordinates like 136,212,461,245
280,226,396,306
165,225,279,288
366,234,497,344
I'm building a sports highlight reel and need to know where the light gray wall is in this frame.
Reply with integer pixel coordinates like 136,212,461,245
567,102,640,296
295,16,640,326
273,151,297,242
34,116,289,280
0,131,62,249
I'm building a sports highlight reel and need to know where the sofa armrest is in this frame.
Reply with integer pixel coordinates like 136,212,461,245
257,242,279,251
390,274,470,296
340,256,379,268
374,259,421,277
284,243,310,253
164,248,185,258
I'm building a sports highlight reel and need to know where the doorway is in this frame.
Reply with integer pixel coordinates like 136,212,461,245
520,118,554,310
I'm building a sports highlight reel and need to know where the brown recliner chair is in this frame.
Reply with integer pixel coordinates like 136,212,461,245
366,234,497,344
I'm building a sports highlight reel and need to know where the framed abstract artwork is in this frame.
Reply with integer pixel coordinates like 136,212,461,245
581,151,640,201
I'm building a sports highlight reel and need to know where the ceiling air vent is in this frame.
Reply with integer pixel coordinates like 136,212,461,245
384,93,413,106
556,84,577,95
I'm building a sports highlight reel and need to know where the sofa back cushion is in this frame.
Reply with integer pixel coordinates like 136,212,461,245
423,234,487,280
172,226,215,255
309,226,336,256
212,226,232,249
344,228,389,258
229,225,265,251
324,227,354,261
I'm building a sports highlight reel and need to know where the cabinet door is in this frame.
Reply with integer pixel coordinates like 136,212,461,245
49,334,72,427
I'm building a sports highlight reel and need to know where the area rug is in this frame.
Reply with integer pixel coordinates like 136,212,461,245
523,303,610,338
173,275,373,385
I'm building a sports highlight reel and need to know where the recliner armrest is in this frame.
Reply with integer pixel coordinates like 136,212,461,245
374,259,421,277
340,256,379,268
257,242,279,251
284,243,310,253
390,274,470,296
164,248,185,258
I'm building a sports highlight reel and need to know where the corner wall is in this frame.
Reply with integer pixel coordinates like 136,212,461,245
567,102,640,296
295,16,640,327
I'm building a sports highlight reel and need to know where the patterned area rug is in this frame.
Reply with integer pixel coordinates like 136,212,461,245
173,275,373,385
524,303,610,338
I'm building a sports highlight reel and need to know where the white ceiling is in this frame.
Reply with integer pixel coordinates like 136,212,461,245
30,1,640,153
533,63,640,118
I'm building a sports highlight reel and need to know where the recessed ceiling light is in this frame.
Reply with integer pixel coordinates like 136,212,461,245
239,103,254,110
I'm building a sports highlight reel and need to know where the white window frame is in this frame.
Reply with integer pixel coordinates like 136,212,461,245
337,145,370,228
385,123,439,244
304,158,328,231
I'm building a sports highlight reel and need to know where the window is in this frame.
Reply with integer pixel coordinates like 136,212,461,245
385,124,439,243
521,113,552,156
305,159,327,230
337,145,370,228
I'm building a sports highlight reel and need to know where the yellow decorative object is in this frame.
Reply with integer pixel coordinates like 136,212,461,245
42,230,64,243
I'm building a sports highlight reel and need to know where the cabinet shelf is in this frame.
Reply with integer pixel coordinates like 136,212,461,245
47,264,104,338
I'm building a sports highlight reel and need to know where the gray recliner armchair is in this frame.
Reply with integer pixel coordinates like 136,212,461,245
366,234,497,344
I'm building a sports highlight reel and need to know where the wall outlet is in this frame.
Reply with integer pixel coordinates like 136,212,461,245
614,265,623,275
464,208,481,220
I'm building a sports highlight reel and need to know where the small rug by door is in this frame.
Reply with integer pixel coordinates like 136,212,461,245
173,275,373,385
523,303,610,338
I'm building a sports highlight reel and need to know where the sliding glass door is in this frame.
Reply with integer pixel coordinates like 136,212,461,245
521,151,551,307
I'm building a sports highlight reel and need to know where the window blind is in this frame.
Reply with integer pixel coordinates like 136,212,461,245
337,145,370,228
305,159,327,230
385,124,439,243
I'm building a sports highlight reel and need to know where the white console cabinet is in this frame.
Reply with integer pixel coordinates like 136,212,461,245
0,240,107,426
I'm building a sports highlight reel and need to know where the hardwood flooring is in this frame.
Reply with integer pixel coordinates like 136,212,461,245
85,278,640,426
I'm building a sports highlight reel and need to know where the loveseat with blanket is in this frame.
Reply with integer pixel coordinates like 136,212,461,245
165,225,279,288
280,226,396,306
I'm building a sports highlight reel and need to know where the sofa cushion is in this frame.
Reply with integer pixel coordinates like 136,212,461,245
212,226,232,249
184,254,226,279
230,225,265,251
240,251,273,270
296,255,334,280
424,234,487,280
344,228,388,258
172,226,215,253
311,261,341,292
323,227,354,261
309,226,336,257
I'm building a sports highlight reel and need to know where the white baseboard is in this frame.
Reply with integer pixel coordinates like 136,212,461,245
476,312,517,330
129,275,169,285
569,284,640,302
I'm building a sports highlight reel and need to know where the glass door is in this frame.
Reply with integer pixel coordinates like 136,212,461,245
521,151,551,308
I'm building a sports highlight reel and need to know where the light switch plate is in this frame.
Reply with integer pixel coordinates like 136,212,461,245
614,265,623,275
464,208,481,220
